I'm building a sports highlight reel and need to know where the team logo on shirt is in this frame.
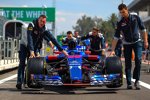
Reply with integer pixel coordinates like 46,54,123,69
28,27,33,31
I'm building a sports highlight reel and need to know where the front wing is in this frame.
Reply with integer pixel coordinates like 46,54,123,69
29,73,122,86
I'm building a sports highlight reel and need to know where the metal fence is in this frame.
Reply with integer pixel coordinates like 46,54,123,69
0,39,52,71
0,39,19,71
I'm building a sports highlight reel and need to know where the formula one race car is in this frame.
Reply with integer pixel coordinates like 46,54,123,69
25,41,123,88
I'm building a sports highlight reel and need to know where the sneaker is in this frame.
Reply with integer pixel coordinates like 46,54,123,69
134,80,141,90
16,83,22,90
127,85,133,89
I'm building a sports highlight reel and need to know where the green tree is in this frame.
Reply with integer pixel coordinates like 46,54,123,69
73,13,118,45
73,15,95,35
93,16,103,29
101,13,118,44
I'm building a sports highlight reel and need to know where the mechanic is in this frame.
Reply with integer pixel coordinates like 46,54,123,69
74,31,81,44
16,14,68,90
62,31,77,44
110,4,148,90
80,27,105,55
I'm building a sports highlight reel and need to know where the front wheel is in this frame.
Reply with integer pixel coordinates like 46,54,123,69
105,56,123,88
26,57,45,88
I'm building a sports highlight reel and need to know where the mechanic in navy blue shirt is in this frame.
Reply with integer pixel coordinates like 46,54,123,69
62,31,77,44
81,27,105,55
16,15,68,90
74,31,81,44
110,4,148,90
62,31,78,50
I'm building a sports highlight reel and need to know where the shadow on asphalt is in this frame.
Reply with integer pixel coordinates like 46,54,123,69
0,67,18,75
0,87,129,95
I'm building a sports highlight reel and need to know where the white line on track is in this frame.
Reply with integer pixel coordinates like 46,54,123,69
0,74,17,84
123,75,150,89
0,74,150,90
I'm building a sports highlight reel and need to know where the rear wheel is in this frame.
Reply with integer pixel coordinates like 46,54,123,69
26,57,45,88
105,56,123,88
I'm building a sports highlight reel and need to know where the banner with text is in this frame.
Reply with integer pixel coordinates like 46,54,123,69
0,7,55,22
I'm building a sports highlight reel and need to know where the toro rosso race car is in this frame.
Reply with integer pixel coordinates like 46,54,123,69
25,41,123,88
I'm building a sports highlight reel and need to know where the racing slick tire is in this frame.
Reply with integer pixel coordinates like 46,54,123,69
105,56,123,88
26,57,45,88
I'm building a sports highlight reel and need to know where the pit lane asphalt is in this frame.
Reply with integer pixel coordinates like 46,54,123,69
0,61,150,100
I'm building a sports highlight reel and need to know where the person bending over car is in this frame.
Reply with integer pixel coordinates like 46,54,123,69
80,27,105,55
16,14,68,90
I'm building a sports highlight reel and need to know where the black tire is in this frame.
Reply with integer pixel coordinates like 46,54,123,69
26,57,45,88
105,56,123,88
